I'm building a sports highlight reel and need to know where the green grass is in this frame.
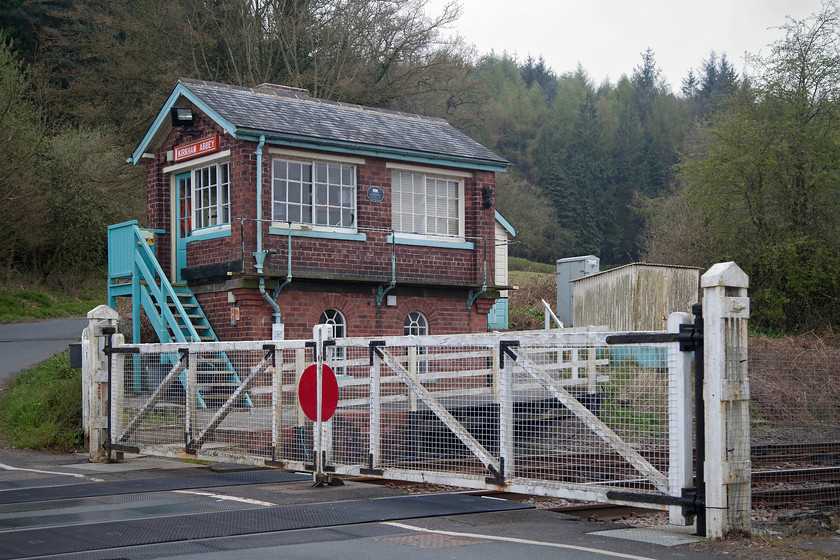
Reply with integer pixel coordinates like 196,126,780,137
0,350,85,451
509,257,555,274
0,277,105,323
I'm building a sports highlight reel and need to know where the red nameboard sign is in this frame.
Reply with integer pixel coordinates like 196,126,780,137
174,134,219,162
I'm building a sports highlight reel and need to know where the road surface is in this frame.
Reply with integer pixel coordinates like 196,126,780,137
0,317,88,387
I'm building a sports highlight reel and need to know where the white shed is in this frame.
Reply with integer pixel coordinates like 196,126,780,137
572,263,700,331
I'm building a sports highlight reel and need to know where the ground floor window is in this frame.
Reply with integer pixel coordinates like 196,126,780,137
404,311,429,374
319,308,346,371
404,311,428,336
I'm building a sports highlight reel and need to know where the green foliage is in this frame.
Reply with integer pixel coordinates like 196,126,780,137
645,1,840,333
0,351,85,451
40,128,143,274
750,238,840,332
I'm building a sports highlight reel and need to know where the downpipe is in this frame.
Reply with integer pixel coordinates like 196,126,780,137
251,135,282,325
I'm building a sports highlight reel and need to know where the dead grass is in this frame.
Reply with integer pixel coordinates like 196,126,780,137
749,335,840,426
508,270,556,330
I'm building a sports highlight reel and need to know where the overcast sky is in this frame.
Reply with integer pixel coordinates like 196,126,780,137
426,0,826,92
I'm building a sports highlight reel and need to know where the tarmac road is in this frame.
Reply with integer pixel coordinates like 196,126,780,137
0,448,736,560
0,317,88,388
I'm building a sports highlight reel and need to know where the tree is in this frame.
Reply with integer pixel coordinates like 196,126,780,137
494,172,573,263
0,35,46,278
646,1,840,332
180,0,464,106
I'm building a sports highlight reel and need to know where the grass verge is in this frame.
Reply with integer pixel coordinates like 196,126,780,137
0,288,104,323
0,350,84,451
0,270,106,323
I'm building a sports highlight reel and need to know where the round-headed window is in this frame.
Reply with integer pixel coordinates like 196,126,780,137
404,311,428,336
319,308,346,338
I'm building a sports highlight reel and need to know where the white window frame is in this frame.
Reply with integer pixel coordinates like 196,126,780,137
192,161,231,233
389,163,468,243
164,151,232,237
319,308,347,373
404,311,429,375
271,154,358,234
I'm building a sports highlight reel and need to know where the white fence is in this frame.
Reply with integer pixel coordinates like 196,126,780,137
82,262,751,538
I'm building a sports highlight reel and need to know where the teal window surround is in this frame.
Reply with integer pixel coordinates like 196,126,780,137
184,226,231,243
386,233,474,250
269,226,366,242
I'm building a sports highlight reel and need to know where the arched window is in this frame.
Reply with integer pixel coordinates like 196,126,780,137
403,311,428,336
319,308,346,338
319,308,346,370
404,312,429,374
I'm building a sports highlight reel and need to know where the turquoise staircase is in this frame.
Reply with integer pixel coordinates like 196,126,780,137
107,220,249,407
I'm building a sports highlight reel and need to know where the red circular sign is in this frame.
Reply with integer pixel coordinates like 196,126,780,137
298,364,338,422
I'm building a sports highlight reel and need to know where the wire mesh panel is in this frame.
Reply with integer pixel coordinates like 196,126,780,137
375,343,498,479
506,342,673,495
112,350,188,451
112,342,285,460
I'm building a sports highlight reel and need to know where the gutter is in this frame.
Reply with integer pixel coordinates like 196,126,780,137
234,129,510,173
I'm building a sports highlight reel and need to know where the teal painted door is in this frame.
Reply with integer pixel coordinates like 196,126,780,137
176,172,191,283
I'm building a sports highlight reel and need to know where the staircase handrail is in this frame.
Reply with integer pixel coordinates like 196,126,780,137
111,221,201,342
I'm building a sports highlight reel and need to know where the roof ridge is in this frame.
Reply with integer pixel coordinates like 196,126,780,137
178,77,449,125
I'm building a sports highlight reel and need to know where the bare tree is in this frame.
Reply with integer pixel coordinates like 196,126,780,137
182,0,463,104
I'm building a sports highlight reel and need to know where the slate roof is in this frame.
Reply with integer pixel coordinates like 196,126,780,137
177,79,507,167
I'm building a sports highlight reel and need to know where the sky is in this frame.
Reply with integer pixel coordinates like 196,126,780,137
425,0,826,92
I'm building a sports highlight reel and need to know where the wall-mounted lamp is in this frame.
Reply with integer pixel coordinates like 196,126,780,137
482,186,493,209
170,106,194,127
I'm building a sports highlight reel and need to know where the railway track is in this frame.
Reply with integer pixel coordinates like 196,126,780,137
346,441,840,514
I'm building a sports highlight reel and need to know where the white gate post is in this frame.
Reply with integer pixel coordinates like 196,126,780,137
702,262,751,538
83,305,120,463
668,312,693,525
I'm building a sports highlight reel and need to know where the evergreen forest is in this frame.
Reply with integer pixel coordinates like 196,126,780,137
1,0,839,334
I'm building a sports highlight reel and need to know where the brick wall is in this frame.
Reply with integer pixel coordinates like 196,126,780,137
144,103,500,338
202,287,493,340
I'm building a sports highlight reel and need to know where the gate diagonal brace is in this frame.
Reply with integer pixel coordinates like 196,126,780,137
510,349,671,494
117,349,188,444
189,346,275,451
374,346,504,483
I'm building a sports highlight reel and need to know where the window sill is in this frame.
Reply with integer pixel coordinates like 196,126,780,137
386,233,474,250
185,226,231,243
269,224,366,242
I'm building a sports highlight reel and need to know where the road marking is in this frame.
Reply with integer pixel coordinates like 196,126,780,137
173,489,277,506
0,463,102,482
383,522,660,560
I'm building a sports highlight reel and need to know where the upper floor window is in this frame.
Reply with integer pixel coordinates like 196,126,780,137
392,170,462,238
193,161,230,230
273,158,356,228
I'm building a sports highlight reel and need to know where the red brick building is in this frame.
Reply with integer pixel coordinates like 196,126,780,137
129,79,510,340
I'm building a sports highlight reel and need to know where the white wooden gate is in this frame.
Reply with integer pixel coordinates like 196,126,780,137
92,320,691,523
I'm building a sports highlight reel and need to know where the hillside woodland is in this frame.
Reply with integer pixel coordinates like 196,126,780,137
1,0,839,333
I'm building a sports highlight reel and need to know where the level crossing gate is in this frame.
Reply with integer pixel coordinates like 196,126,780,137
84,261,751,538
88,319,692,523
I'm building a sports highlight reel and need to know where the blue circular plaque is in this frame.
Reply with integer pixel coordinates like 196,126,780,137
366,186,385,203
